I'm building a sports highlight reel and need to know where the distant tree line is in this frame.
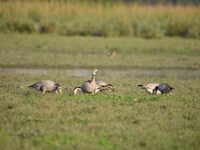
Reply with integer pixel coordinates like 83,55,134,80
1,0,200,5
122,0,200,5
79,0,200,5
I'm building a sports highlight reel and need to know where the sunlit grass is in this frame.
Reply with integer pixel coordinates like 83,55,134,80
0,1,199,38
0,73,200,150
0,33,200,69
0,26,199,149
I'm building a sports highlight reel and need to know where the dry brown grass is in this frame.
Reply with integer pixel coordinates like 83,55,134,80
0,1,199,37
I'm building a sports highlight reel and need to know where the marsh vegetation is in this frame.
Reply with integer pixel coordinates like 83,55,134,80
0,1,200,38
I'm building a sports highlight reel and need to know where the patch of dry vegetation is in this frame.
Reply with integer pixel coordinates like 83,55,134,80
0,1,199,38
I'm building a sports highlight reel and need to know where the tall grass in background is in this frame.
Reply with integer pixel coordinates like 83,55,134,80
0,1,199,38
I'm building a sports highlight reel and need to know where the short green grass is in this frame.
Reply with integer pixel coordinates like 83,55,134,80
0,33,200,69
0,33,200,150
0,74,200,150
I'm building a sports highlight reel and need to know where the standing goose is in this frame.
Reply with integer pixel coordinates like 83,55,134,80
73,69,99,95
28,80,62,94
73,80,115,94
137,83,160,94
153,83,174,94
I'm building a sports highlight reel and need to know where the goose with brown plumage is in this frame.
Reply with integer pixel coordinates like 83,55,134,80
73,69,99,95
137,83,160,94
138,83,174,95
28,80,62,94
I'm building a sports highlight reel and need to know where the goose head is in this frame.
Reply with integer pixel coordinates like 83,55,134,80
92,68,98,75
55,83,62,94
73,87,81,95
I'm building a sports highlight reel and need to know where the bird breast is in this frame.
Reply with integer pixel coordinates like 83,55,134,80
81,81,98,93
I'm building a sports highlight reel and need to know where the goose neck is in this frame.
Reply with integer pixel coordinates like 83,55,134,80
91,73,96,83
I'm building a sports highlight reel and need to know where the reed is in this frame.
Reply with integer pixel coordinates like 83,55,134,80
0,1,199,38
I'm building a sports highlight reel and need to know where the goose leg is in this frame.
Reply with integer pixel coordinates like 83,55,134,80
40,86,46,94
42,90,46,94
95,88,101,93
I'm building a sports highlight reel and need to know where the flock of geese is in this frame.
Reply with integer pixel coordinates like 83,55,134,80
28,68,174,95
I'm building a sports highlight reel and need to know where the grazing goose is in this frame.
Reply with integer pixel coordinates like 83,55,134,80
137,83,159,94
28,80,62,94
73,69,99,95
153,83,174,94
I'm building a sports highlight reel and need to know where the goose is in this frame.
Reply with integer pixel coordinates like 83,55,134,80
137,83,159,94
153,83,174,94
28,80,62,94
84,80,115,92
73,69,99,95
73,80,115,94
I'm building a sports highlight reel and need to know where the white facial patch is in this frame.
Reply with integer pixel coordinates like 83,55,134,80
156,90,162,95
73,88,78,95
58,88,62,94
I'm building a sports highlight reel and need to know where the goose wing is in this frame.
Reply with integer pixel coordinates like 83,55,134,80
28,81,43,89
95,80,108,86
29,80,56,91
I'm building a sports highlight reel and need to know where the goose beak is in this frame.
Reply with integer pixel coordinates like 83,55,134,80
94,68,98,72
59,88,62,94
92,68,98,75
109,85,115,91
56,88,62,94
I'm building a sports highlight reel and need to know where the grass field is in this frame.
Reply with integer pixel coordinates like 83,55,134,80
0,73,200,150
1,2,200,150
0,33,200,150
0,33,200,69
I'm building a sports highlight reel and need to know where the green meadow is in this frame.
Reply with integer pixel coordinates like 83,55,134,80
0,33,200,150
0,1,200,150
0,33,200,69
